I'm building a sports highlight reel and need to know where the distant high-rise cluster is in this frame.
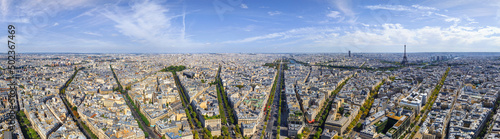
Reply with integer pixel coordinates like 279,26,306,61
431,56,450,61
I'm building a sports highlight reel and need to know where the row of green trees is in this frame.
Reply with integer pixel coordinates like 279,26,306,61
172,71,216,139
160,65,186,72
263,63,282,139
59,67,99,139
215,65,242,138
277,87,282,138
204,115,222,120
346,78,388,134
61,67,82,91
63,97,98,139
124,93,150,137
410,67,450,138
277,66,285,139
109,65,123,90
214,65,232,139
312,76,352,139
478,99,500,138
110,65,150,138
17,111,41,139
315,76,352,125
172,72,202,138
313,128,322,139
292,59,310,66
163,65,227,139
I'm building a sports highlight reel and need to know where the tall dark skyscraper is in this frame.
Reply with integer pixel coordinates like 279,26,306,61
348,50,351,57
402,45,408,65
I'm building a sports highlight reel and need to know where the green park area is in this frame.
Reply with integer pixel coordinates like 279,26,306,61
160,65,186,72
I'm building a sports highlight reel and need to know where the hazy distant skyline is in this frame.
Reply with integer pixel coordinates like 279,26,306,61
1,0,500,53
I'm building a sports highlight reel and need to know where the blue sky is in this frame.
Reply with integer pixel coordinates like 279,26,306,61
1,0,500,53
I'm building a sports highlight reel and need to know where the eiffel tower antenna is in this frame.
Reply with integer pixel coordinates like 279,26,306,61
402,44,408,66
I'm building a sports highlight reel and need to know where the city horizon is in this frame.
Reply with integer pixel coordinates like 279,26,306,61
14,51,500,54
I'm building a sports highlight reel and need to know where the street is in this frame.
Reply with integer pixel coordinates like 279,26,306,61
111,66,161,139
122,91,161,139
216,68,237,139
172,74,204,138
265,61,284,139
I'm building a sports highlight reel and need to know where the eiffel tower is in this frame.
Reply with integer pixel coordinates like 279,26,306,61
401,45,408,66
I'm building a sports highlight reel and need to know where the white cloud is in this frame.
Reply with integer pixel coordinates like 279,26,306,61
224,27,339,43
321,24,500,51
366,4,438,12
297,16,303,18
327,11,341,18
53,22,59,26
102,1,170,39
224,24,500,52
445,17,460,23
329,0,356,23
242,25,256,32
72,6,99,19
366,4,469,25
333,0,354,17
497,9,500,23
240,4,248,9
365,5,412,11
434,13,462,24
18,0,95,18
0,0,11,17
0,0,97,41
411,5,438,11
267,11,281,16
434,13,449,18
0,18,29,23
83,31,102,36
101,0,199,48
464,16,477,24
